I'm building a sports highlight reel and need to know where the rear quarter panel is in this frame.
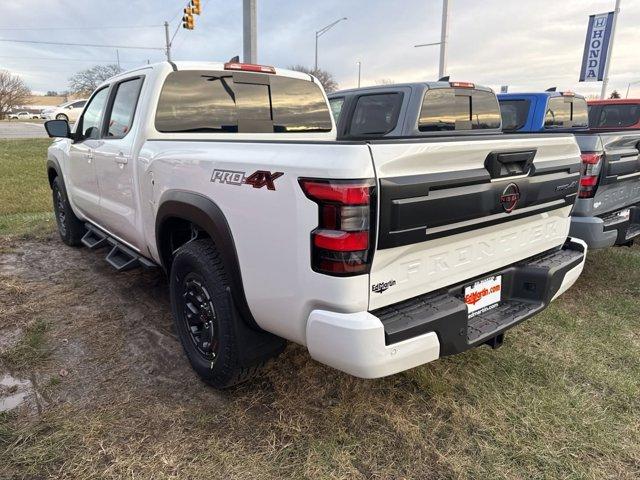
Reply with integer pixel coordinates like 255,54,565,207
139,140,375,344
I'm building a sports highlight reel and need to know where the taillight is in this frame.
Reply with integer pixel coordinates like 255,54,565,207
579,152,602,198
299,178,376,276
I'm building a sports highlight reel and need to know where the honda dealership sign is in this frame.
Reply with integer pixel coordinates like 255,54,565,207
579,11,615,82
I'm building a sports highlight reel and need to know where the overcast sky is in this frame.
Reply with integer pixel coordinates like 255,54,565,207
1,0,638,97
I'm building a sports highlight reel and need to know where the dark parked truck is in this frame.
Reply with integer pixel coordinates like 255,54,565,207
498,92,640,248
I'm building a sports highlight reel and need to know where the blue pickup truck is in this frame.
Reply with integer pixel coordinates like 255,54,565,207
498,91,640,249
497,90,589,133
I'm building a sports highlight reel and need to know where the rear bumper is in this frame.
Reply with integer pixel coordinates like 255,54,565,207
570,205,640,249
306,238,586,378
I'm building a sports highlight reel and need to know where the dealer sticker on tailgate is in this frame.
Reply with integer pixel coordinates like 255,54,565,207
464,275,502,318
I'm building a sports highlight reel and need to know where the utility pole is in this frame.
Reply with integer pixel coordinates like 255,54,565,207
116,49,121,70
600,0,621,99
356,61,362,88
164,21,171,61
439,0,450,79
414,0,452,79
243,0,257,63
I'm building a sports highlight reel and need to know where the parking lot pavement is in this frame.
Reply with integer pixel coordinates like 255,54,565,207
0,121,48,139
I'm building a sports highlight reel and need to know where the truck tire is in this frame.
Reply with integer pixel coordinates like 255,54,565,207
169,239,266,389
52,176,85,246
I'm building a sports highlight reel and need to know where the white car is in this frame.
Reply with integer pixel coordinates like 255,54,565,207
8,111,39,120
44,61,587,389
43,100,87,122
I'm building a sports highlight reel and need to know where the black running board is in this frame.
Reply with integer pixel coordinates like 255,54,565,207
82,223,156,272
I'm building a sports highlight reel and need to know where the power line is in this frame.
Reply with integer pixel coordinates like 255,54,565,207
0,55,139,64
0,25,163,31
0,38,163,51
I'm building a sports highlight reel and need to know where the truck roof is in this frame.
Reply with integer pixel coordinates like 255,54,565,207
588,98,640,105
498,91,586,100
106,61,315,83
330,81,494,96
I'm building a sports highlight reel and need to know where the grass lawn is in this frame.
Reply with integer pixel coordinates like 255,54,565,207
0,139,55,236
0,139,639,479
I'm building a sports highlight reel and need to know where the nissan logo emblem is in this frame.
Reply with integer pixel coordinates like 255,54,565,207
500,183,520,213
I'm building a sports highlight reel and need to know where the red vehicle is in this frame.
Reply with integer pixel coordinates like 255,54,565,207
588,99,640,131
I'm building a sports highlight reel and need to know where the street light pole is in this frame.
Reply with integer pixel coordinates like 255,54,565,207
314,17,347,70
164,21,171,61
356,61,361,88
626,80,640,98
414,0,452,79
600,0,621,99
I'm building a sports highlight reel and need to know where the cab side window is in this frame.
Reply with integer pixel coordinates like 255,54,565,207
78,87,109,140
544,97,570,128
106,78,144,138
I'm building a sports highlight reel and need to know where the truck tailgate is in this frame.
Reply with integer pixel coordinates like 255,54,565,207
369,134,581,310
574,132,640,217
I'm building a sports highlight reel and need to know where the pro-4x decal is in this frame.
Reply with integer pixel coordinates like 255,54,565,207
211,169,284,191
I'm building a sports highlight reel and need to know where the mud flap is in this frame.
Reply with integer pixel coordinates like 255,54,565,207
223,287,286,367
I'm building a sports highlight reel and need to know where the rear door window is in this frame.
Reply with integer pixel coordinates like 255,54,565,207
544,96,588,128
499,99,531,131
590,104,640,128
106,77,144,138
419,88,501,131
348,93,403,136
329,97,345,123
155,71,332,133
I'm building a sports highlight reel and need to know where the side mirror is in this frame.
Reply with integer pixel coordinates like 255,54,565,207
44,119,71,138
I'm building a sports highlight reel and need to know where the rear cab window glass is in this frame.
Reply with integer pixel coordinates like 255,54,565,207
155,71,332,133
419,88,501,131
499,99,531,131
545,96,587,128
589,104,640,128
106,77,144,138
348,93,403,136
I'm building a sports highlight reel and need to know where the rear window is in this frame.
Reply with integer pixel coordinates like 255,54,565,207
155,70,332,133
544,96,588,128
499,99,531,131
589,104,640,128
419,88,501,131
348,93,403,136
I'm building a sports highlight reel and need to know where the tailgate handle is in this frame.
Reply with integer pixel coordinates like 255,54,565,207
484,150,536,179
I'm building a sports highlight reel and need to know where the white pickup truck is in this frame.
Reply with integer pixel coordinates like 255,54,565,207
44,61,587,389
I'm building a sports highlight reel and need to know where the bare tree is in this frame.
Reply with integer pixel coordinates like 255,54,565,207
68,64,122,96
288,65,338,93
0,70,31,120
610,90,621,99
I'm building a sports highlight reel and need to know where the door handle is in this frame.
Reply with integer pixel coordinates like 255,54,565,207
114,153,129,165
85,151,93,162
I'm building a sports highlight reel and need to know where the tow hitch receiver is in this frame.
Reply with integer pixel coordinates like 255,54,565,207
484,333,504,350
